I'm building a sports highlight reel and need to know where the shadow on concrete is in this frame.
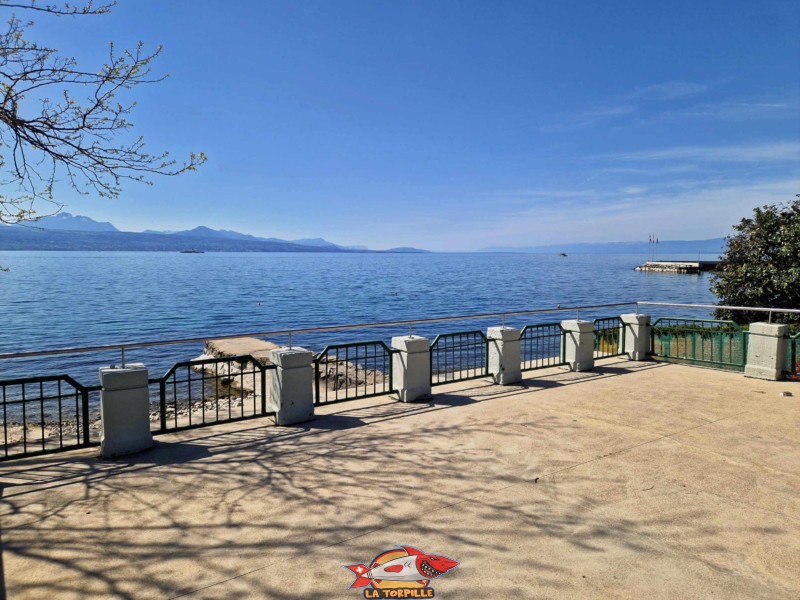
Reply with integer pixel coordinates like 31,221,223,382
0,358,792,599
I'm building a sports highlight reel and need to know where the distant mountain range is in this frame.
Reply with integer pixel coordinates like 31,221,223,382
2,212,728,255
34,212,119,232
479,238,726,255
1,213,428,253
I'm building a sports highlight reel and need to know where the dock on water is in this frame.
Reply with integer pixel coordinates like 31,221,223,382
635,260,720,274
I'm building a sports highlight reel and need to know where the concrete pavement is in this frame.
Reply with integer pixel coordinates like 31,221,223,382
0,359,798,599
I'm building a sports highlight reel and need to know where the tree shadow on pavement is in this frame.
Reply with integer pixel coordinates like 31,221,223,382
0,359,794,599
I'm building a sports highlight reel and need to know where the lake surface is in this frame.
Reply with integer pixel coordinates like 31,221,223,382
0,251,717,383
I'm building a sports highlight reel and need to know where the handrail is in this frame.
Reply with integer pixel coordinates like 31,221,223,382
1,300,797,361
637,302,800,315
430,329,489,346
158,354,270,381
0,373,88,390
0,301,638,360
314,340,395,359
651,317,742,329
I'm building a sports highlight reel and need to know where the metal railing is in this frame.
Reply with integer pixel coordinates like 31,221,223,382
3,302,798,367
3,301,797,461
635,302,800,322
594,317,626,359
1,375,96,460
651,318,748,371
0,302,639,364
520,323,566,371
313,341,394,405
151,355,276,433
430,330,489,385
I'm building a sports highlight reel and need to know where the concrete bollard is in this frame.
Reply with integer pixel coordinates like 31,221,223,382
99,363,153,458
392,336,432,402
268,347,315,425
561,320,595,371
487,327,522,385
744,323,789,381
620,313,651,361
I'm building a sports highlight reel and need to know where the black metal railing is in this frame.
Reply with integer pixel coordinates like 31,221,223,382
520,323,566,371
594,317,626,359
651,318,747,371
430,330,489,385
0,375,96,461
5,302,800,462
313,341,394,405
151,354,276,434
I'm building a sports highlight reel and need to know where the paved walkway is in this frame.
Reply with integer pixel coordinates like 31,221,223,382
1,359,798,599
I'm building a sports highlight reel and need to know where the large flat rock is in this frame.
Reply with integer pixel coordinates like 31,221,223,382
202,336,279,364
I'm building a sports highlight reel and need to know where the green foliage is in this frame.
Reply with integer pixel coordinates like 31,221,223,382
711,198,800,325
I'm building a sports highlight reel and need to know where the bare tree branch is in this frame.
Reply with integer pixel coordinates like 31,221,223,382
0,1,114,17
0,1,206,225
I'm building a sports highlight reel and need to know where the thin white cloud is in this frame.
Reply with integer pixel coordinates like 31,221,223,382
484,188,596,199
373,175,799,250
478,178,800,248
627,81,708,101
596,141,800,163
582,105,638,118
661,99,800,121
543,80,709,131
621,186,648,194
595,165,703,175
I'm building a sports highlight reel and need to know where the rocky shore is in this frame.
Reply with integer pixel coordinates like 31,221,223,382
3,337,391,456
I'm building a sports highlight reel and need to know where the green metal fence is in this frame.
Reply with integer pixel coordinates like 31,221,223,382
430,330,489,385
784,333,799,378
520,323,566,371
593,317,626,359
314,341,394,405
651,318,747,371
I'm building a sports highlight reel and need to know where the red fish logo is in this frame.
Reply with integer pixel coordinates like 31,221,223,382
344,546,458,598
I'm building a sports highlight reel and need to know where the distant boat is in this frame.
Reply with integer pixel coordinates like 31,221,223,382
559,253,568,257
179,249,204,254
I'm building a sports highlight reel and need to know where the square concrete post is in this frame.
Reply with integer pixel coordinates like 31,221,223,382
487,327,522,385
268,347,315,425
620,313,651,360
99,363,153,458
561,320,595,371
745,323,789,381
392,336,432,402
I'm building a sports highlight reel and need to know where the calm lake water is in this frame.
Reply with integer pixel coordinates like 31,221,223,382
0,251,717,383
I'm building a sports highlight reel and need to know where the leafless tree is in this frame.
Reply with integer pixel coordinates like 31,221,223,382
0,1,205,225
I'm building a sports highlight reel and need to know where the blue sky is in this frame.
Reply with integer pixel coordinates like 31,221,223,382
21,0,800,250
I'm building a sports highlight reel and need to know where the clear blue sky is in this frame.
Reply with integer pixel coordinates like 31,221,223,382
23,0,800,250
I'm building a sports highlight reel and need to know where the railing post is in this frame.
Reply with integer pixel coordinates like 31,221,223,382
260,366,267,415
313,357,321,405
392,336,431,402
487,327,522,385
81,389,90,446
159,379,167,433
267,347,315,425
620,313,651,360
561,320,595,371
744,323,789,380
99,363,153,458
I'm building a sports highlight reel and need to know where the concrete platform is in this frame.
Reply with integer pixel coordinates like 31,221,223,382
0,359,798,599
